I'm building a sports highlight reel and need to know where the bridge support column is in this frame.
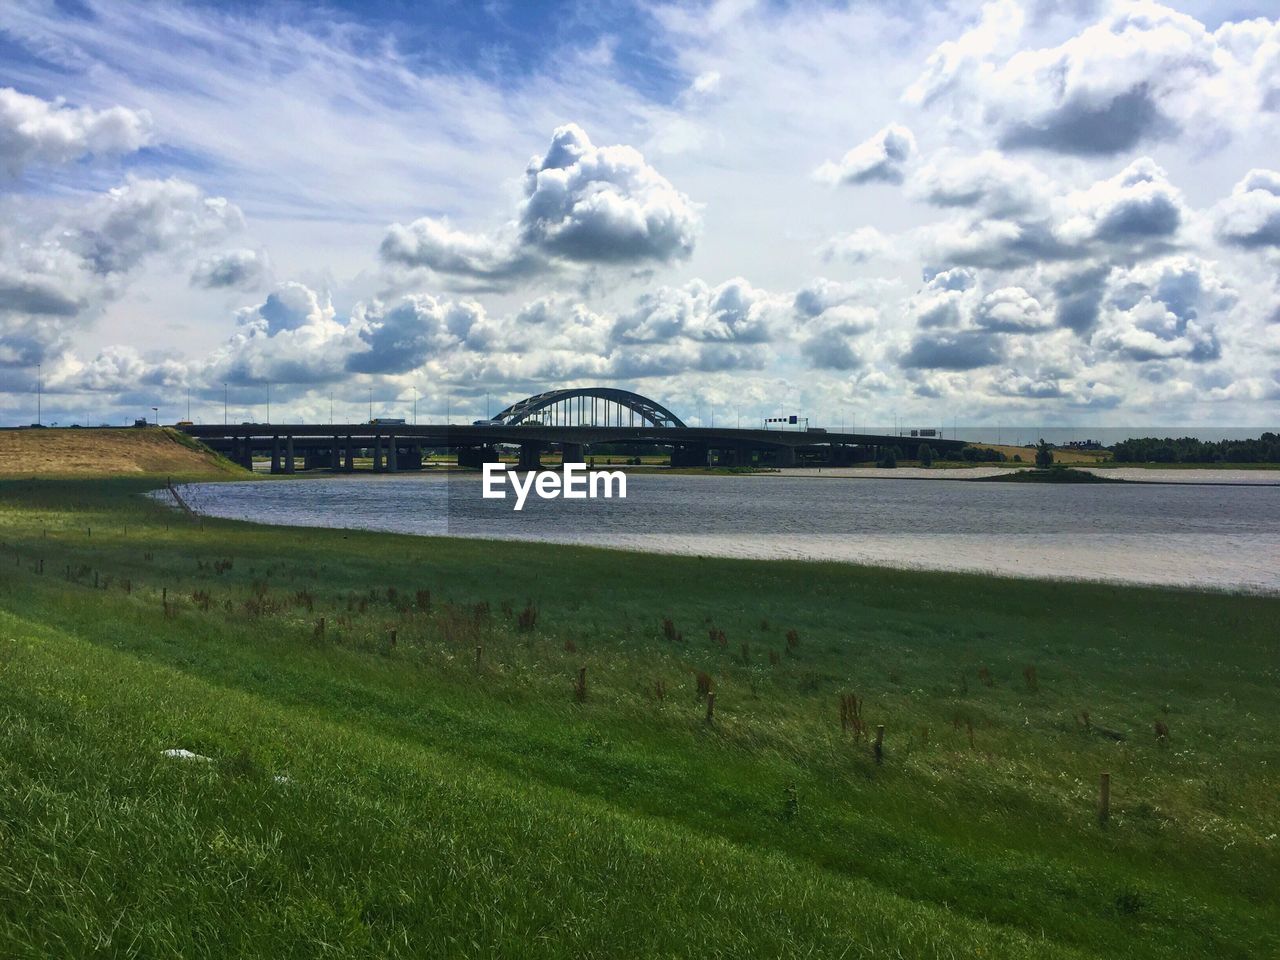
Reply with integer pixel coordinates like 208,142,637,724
560,442,586,467
271,436,282,474
399,444,423,470
458,445,499,469
372,435,384,472
775,446,796,468
387,435,398,473
285,436,296,474
518,442,542,470
671,443,709,468
344,437,355,472
331,437,341,470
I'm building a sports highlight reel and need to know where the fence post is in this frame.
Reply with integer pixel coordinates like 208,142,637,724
705,691,716,724
1099,772,1111,825
874,724,886,765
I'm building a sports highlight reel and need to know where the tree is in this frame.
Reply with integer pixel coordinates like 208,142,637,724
878,446,898,468
917,443,934,467
1034,439,1054,469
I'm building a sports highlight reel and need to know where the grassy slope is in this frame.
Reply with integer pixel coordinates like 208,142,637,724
1,478,1277,958
0,427,242,478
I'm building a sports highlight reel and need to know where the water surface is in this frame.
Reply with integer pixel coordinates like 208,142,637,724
173,473,1280,592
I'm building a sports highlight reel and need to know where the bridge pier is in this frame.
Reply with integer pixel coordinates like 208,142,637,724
372,435,384,472
270,436,282,474
775,446,796,468
671,442,709,468
285,436,296,474
387,435,398,473
398,443,423,470
331,437,341,471
458,445,499,469
560,442,586,467
518,442,543,470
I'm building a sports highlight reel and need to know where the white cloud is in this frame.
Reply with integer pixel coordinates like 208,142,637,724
814,123,916,186
381,124,699,285
71,177,244,275
908,1,1280,155
190,249,269,290
818,227,889,263
1214,168,1280,248
0,86,151,175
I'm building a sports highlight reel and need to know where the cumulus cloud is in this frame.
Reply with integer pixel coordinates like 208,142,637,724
799,305,877,370
814,124,916,186
70,177,245,275
975,286,1052,333
190,249,269,290
818,227,889,263
381,124,699,285
613,277,786,345
0,86,151,176
922,157,1186,270
1215,169,1280,248
908,150,1048,217
900,330,1004,370
1091,256,1232,363
907,2,1280,155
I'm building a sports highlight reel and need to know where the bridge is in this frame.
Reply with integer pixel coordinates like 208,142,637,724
178,386,965,473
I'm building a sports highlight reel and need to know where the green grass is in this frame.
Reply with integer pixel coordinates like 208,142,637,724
1,477,1277,958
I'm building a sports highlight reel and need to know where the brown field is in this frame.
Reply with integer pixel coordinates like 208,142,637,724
967,442,1110,464
0,427,242,478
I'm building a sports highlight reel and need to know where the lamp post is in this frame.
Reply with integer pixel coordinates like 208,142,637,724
36,363,41,426
151,406,159,426
223,383,228,426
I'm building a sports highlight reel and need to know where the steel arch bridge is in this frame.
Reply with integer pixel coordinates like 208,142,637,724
490,387,687,428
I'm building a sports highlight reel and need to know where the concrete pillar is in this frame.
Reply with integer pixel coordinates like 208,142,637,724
458,445,499,469
561,442,586,467
285,436,296,474
776,445,796,467
344,437,355,472
331,437,341,470
671,443,709,467
373,434,384,472
387,435,398,472
271,436,282,474
518,442,542,470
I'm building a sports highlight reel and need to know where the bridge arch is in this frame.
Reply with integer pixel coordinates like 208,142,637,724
490,387,686,428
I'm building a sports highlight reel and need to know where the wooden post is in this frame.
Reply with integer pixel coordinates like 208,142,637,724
705,691,716,724
874,724,886,765
389,629,397,648
475,644,483,667
1099,772,1111,825
575,666,587,703
94,571,98,588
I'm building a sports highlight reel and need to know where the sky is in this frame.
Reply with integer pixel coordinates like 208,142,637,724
2,0,1280,428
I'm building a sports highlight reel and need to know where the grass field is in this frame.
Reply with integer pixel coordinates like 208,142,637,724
1,477,1277,958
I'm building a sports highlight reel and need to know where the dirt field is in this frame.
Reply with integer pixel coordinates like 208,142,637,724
0,428,242,478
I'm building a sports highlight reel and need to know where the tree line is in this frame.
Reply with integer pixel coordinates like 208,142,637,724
1110,433,1280,464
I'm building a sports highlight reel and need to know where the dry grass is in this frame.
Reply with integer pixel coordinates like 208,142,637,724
969,442,1110,464
0,428,240,478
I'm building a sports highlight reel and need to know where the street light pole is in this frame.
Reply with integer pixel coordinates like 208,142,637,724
223,383,228,426
36,363,41,426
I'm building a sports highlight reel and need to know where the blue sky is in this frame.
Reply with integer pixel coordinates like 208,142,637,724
2,0,1280,427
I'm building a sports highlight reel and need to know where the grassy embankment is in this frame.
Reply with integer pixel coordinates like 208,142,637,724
0,469,1277,957
0,427,243,479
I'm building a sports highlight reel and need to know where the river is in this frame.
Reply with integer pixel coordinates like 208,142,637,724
170,472,1280,592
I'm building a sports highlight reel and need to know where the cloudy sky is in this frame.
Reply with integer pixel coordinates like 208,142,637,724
2,0,1280,428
